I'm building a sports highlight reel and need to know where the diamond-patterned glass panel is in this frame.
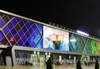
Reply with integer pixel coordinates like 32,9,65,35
14,34,20,41
2,15,9,24
31,24,37,30
24,41,30,47
22,26,27,33
11,18,17,26
2,26,9,34
90,40,98,54
0,32,4,40
18,39,23,46
10,28,17,36
0,19,5,28
22,35,27,42
0,13,43,48
36,23,43,34
25,22,31,29
19,21,24,27
69,34,77,52
15,18,20,22
7,15,13,20
69,33,100,55
18,30,24,37
15,24,20,32
36,39,43,48
7,22,13,30
6,32,13,40
25,31,30,38
1,38,8,45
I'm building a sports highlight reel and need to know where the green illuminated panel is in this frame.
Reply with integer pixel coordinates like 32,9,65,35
69,33,100,55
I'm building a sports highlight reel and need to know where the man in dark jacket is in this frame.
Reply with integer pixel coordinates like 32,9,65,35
46,57,53,69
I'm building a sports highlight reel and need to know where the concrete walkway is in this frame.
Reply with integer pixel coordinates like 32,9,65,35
0,64,96,69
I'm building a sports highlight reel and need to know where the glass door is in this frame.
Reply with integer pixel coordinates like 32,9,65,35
30,54,37,65
37,55,45,65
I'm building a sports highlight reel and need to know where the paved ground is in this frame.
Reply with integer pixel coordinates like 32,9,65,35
0,64,96,69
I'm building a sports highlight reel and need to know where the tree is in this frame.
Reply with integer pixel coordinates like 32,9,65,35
76,58,82,69
95,58,99,69
46,57,53,69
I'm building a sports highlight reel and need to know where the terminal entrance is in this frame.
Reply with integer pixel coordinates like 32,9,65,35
15,50,100,66
81,55,90,61
30,51,50,65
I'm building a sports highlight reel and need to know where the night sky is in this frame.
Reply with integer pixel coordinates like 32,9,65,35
1,1,100,38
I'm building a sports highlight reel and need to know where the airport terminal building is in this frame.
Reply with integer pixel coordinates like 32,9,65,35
0,10,100,66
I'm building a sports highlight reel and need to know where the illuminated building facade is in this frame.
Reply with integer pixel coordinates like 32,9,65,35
0,10,100,66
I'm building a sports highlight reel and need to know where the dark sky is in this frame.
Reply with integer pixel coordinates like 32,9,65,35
1,1,100,38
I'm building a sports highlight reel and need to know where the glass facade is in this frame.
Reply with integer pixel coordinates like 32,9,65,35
0,12,100,55
0,13,43,48
69,33,100,55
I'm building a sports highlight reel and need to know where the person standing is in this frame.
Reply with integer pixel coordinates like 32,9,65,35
46,57,53,69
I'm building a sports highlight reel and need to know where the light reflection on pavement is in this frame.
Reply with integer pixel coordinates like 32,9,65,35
0,64,95,69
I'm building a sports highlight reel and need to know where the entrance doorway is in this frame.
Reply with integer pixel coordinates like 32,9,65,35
6,56,12,66
30,52,51,65
37,55,45,65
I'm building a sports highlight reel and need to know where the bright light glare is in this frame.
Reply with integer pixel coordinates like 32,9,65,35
44,29,53,37
77,30,89,36
10,37,15,42
70,39,76,41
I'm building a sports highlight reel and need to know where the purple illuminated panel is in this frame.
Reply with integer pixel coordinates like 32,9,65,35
0,14,43,47
0,19,5,28
0,32,4,40
11,18,17,25
22,26,27,33
11,28,17,36
18,30,24,37
29,28,33,34
7,22,13,30
25,31,30,38
18,40,23,46
25,22,31,28
22,35,27,42
2,27,9,34
31,24,36,30
24,41,30,47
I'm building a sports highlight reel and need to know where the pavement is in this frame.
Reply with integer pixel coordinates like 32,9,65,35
0,64,96,69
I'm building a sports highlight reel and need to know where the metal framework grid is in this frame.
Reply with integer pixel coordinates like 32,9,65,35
0,12,43,48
